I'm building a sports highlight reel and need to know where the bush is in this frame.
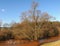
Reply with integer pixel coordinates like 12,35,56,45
0,27,14,41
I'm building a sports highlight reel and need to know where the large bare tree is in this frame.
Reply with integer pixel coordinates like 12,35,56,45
20,1,55,40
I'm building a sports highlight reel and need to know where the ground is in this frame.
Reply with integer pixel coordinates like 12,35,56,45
41,40,60,46
0,35,60,46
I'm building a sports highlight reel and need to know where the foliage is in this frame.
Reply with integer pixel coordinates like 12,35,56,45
0,1,59,41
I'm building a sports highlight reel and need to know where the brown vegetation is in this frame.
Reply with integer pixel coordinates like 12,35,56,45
0,1,60,46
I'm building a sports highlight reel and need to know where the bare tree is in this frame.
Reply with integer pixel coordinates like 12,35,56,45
21,2,41,40
0,20,2,31
3,23,9,27
20,1,56,40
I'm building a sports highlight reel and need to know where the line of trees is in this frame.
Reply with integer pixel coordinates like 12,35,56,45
0,1,59,41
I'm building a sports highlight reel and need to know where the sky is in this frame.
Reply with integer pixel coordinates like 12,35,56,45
0,0,60,24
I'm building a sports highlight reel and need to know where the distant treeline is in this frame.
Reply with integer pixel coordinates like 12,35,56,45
0,21,59,41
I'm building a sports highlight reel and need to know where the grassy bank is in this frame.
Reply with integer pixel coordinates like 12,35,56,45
41,40,60,46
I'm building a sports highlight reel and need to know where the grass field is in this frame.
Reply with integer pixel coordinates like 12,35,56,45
41,40,60,46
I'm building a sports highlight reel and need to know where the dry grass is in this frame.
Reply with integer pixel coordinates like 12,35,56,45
41,40,60,46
